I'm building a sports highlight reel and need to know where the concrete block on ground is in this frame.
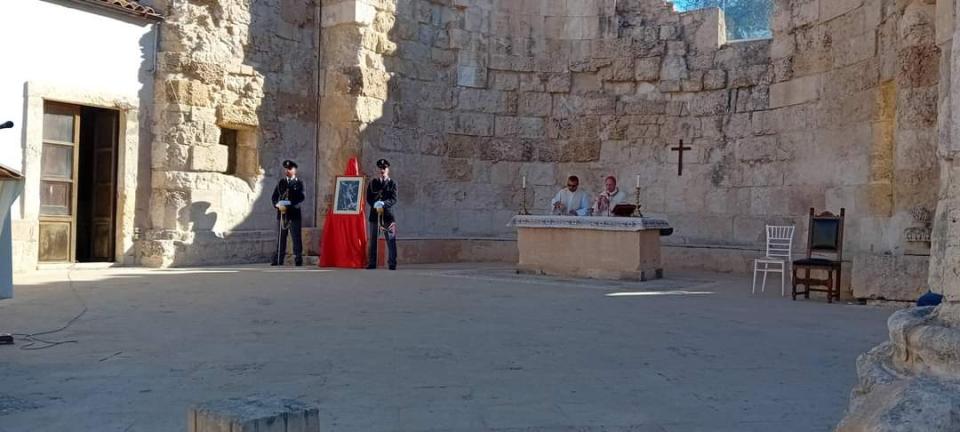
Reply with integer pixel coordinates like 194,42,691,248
189,395,319,432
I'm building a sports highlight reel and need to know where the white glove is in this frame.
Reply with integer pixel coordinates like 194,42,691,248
374,201,384,209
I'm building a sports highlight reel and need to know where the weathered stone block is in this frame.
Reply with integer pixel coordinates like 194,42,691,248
659,24,678,40
519,73,546,92
553,94,616,116
218,106,259,128
479,138,535,162
571,72,602,94
189,145,229,173
794,0,820,27
460,88,518,114
560,139,601,162
188,395,319,432
635,57,661,82
490,54,536,72
687,90,729,116
495,116,546,138
935,0,954,45
517,92,552,117
897,44,941,89
617,98,667,116
446,112,495,136
820,0,862,23
605,81,637,95
683,7,726,51
736,135,789,163
490,71,520,90
735,86,770,112
416,108,449,133
626,123,660,139
851,254,928,301
184,61,227,82
448,28,471,50
681,71,704,92
545,16,600,40
659,80,681,93
660,55,688,82
832,32,877,69
728,65,771,88
354,96,386,123
546,73,572,93
600,58,635,82
897,87,938,129
769,74,821,108
703,69,727,90
446,135,485,159
458,66,488,88
166,80,211,107
521,163,556,186
560,116,601,139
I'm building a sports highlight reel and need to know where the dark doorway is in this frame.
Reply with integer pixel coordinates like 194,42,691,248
75,107,119,262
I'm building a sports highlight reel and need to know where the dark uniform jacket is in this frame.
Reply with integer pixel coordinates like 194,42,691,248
366,177,398,226
271,177,305,220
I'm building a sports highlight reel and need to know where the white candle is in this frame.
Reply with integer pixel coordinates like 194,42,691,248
522,176,527,188
636,175,641,188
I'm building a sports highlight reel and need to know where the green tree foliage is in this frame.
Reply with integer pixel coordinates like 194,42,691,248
671,0,772,40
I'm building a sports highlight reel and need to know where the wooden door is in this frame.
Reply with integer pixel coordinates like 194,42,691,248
39,103,80,262
89,111,118,261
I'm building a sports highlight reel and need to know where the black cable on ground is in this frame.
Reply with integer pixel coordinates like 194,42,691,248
10,271,86,350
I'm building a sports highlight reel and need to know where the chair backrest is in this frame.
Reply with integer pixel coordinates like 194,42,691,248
806,208,845,260
765,225,795,260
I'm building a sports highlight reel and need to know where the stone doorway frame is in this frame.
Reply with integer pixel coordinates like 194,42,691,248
18,81,141,270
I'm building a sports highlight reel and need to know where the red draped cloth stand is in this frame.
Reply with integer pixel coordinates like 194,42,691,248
319,157,369,268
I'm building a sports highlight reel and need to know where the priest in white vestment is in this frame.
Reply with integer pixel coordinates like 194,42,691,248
551,175,590,216
593,176,627,216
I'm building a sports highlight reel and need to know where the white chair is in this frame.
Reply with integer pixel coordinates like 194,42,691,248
752,225,795,296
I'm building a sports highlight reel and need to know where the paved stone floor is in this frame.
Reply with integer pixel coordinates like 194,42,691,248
0,264,894,432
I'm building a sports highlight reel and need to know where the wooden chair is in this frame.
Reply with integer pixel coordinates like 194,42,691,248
792,208,845,303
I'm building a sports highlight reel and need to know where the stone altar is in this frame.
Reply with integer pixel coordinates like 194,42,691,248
509,215,672,281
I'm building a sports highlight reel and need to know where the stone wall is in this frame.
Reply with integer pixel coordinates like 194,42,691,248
346,0,941,300
139,0,321,267
826,2,960,427
136,0,943,302
929,0,960,302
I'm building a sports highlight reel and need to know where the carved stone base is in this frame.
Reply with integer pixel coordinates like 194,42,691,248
837,305,960,431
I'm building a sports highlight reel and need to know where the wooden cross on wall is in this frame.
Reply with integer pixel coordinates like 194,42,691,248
670,140,692,176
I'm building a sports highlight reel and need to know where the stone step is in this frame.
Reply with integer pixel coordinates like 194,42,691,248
189,395,319,432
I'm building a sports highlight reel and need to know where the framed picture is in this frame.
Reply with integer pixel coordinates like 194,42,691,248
333,176,364,215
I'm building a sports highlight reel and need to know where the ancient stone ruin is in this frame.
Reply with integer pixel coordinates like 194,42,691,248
139,0,960,427
136,0,949,305
5,0,960,428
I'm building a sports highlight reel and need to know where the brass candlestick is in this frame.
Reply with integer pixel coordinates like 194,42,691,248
634,186,644,218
